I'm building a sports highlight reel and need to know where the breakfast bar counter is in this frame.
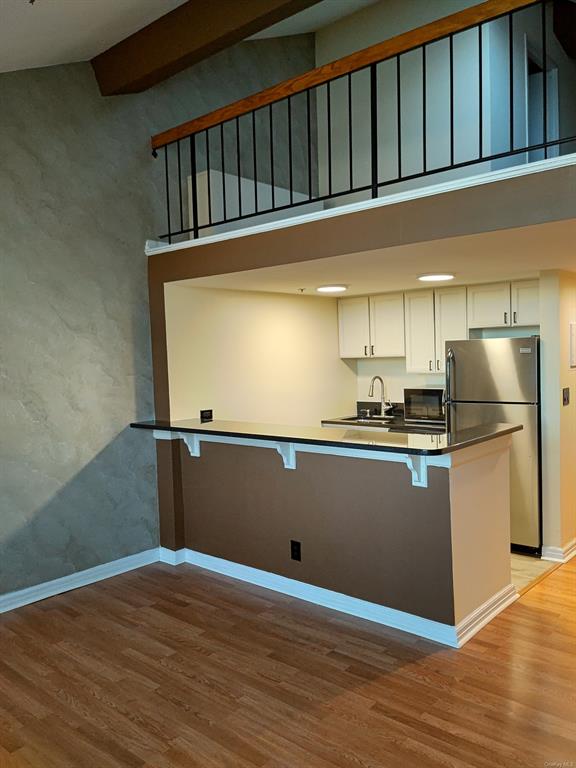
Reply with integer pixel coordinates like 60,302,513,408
132,418,521,647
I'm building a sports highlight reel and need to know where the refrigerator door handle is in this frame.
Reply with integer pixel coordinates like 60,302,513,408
445,347,455,433
445,347,455,405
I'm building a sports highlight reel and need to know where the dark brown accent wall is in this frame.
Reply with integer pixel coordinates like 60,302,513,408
180,443,455,624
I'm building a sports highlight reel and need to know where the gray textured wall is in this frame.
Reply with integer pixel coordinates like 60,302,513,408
0,35,314,594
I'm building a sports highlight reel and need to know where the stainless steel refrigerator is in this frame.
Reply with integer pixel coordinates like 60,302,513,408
445,337,541,555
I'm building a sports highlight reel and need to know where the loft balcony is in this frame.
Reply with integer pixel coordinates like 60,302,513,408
150,0,576,245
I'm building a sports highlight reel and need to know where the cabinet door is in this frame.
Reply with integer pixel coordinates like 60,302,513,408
467,282,511,328
511,280,539,326
404,290,436,373
338,297,370,358
434,286,468,372
369,293,405,357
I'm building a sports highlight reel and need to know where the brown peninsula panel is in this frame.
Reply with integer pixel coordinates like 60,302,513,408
181,443,455,624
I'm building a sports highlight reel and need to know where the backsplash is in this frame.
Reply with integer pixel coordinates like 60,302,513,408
356,358,445,404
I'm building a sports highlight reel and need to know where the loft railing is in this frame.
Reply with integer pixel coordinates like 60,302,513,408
151,0,576,243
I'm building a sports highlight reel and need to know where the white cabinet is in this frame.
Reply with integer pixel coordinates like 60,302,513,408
405,287,467,373
467,280,540,329
338,294,405,358
369,294,405,357
338,297,371,358
467,282,511,328
404,290,436,373
434,287,468,372
511,280,539,326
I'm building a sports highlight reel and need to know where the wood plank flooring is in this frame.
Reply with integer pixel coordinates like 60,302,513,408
0,559,574,768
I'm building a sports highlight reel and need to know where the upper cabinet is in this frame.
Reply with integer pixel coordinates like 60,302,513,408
338,294,405,358
404,290,436,373
338,297,371,358
434,286,468,372
369,294,405,358
511,280,539,327
467,281,539,329
339,280,538,362
405,287,467,373
467,282,511,328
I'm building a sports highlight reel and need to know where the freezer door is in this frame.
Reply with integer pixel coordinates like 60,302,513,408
446,337,539,403
449,402,540,550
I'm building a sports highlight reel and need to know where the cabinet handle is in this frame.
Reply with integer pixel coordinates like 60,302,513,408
364,345,368,356
370,345,374,356
429,360,432,371
513,311,517,325
436,359,440,371
504,311,508,325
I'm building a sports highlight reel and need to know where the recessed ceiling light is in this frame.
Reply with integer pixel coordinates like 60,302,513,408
316,285,348,293
418,273,455,282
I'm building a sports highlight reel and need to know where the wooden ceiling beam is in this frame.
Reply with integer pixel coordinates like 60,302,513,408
91,0,322,97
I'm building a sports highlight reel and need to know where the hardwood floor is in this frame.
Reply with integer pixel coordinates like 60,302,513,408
0,560,574,767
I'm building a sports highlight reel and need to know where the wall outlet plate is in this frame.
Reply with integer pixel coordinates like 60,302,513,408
563,388,570,407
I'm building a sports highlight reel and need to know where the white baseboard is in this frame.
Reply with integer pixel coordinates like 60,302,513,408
0,548,159,615
455,584,518,646
181,548,460,646
542,538,576,563
158,546,187,565
0,546,519,648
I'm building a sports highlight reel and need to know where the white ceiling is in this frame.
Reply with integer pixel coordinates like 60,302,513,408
181,219,576,296
0,0,187,74
250,0,380,40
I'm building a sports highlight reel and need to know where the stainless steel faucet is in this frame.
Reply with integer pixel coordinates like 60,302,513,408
368,375,392,415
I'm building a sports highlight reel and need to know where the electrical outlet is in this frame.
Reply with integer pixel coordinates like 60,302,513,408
290,540,301,561
563,388,570,407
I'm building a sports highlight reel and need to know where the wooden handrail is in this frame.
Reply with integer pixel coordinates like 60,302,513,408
151,0,536,149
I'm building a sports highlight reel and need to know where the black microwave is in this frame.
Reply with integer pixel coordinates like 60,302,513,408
403,388,446,424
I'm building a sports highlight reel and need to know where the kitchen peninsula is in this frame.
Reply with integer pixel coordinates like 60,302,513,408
132,417,521,647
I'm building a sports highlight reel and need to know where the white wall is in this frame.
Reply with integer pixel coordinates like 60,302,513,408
164,285,357,426
313,0,576,202
356,358,444,404
540,270,576,552
314,0,487,201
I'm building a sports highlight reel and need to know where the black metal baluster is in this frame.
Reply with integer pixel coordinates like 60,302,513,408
220,122,227,222
327,81,333,196
189,134,199,239
542,0,548,158
422,45,427,173
252,111,258,213
348,72,353,190
206,129,212,226
164,145,172,244
307,89,312,200
509,12,514,152
449,35,454,167
479,23,483,159
176,139,184,235
371,64,379,195
269,104,275,209
396,56,402,180
288,96,294,205
236,117,242,219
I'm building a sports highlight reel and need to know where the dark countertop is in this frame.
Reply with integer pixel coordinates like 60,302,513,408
130,418,522,456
